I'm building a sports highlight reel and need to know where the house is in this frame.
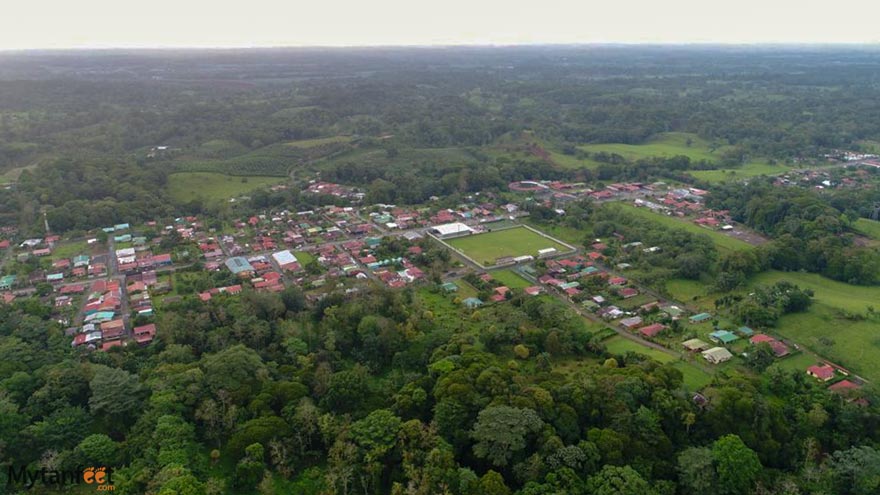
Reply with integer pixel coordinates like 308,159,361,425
462,297,484,309
682,338,710,352
134,323,157,344
619,316,643,329
225,257,255,277
639,323,666,338
828,380,861,394
807,364,835,382
737,326,754,337
619,287,639,299
709,330,739,345
73,255,90,268
0,275,16,291
689,312,712,324
702,346,733,364
524,286,542,296
440,282,458,292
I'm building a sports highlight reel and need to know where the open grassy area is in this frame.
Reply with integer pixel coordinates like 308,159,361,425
285,136,352,148
294,251,316,265
673,361,714,390
546,150,604,170
689,161,791,183
579,132,729,163
854,218,880,240
616,203,753,251
604,335,677,363
522,220,586,246
50,240,90,260
750,271,880,313
446,227,569,266
491,269,532,289
167,172,285,202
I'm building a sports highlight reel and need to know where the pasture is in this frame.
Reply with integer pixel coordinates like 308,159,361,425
854,218,880,240
579,132,728,163
446,227,569,266
617,203,753,251
689,161,790,183
167,172,285,202
285,136,352,148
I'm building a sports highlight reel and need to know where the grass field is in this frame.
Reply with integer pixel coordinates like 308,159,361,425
616,203,753,251
546,150,604,170
673,361,714,390
285,136,352,148
604,335,677,362
689,161,790,183
491,269,532,289
167,172,285,202
579,132,729,163
50,240,90,260
446,227,569,266
294,251,316,265
750,271,880,313
854,218,880,240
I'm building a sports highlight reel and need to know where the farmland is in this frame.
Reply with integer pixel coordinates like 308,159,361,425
167,172,286,202
446,227,570,266
616,203,754,251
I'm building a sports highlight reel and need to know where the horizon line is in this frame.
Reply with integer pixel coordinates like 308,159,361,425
3,40,880,54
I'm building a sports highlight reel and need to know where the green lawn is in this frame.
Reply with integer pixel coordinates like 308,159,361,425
579,132,730,163
294,251,316,265
604,335,676,363
617,203,753,251
491,269,532,289
854,218,880,240
774,352,823,373
167,172,285,202
50,240,90,260
523,220,586,246
673,361,714,390
547,150,604,170
689,161,791,183
446,227,570,266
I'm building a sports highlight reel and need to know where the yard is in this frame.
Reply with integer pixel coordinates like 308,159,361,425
167,172,286,202
603,335,713,390
617,203,754,251
446,227,570,266
490,269,532,289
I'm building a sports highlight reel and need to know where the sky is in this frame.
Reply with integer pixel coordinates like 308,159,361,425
2,0,880,49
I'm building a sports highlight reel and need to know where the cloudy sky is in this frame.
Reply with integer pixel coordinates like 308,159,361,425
2,0,879,49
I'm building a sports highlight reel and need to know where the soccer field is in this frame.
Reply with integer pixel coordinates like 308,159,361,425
446,227,569,266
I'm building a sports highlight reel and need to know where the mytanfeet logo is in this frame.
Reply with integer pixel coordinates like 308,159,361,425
6,465,115,490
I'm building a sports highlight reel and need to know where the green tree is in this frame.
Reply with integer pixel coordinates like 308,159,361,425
712,434,762,495
586,465,656,495
76,433,119,466
89,366,144,418
677,447,716,495
826,446,880,495
478,470,511,495
471,406,543,467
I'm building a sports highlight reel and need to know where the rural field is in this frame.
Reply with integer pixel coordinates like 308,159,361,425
669,270,880,382
446,227,570,266
855,218,880,240
285,135,352,148
603,335,713,390
167,172,285,202
689,161,790,183
579,132,728,162
616,203,754,251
